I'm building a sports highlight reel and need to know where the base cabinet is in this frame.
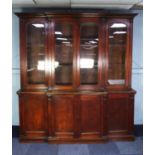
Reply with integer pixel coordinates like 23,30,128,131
18,91,135,143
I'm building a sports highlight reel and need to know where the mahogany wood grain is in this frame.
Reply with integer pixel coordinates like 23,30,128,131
19,93,47,140
107,92,135,139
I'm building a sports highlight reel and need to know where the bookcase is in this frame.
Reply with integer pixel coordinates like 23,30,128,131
17,12,136,143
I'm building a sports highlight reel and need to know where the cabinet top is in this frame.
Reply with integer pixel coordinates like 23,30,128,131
15,11,137,19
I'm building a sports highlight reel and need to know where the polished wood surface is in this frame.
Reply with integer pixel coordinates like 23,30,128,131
19,93,47,141
17,12,136,143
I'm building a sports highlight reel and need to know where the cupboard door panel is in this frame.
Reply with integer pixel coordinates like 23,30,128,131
108,94,128,133
25,20,48,87
19,93,47,138
79,95,102,138
52,95,75,138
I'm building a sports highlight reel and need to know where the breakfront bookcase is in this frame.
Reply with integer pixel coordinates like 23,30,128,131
17,12,136,143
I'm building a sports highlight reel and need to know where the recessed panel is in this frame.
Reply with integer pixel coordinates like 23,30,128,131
80,95,101,133
20,94,47,131
108,95,128,131
54,96,74,133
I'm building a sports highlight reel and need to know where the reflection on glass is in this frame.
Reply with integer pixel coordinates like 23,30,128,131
32,24,44,28
55,31,62,35
37,60,45,70
113,31,126,34
55,61,59,68
80,58,94,68
80,22,98,85
110,23,126,28
108,23,127,85
54,23,73,85
26,23,46,84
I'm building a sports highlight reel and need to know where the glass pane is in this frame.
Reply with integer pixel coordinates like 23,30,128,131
26,23,46,84
80,22,98,85
108,23,127,85
54,23,73,85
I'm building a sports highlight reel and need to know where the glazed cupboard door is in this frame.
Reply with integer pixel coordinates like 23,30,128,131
77,19,102,90
105,19,132,89
50,19,77,90
20,18,49,90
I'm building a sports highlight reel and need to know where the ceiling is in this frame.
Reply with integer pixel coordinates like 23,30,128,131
12,0,143,10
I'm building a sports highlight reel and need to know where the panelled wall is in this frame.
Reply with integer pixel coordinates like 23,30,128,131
12,10,143,126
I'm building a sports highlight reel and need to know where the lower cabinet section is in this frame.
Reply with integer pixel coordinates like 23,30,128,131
18,91,135,143
47,94,107,142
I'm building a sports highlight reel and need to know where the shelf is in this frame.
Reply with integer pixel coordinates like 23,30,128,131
108,79,125,85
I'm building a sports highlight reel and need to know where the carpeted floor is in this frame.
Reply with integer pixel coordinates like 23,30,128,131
12,137,143,155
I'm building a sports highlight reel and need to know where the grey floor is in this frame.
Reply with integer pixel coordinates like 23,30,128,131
12,137,143,155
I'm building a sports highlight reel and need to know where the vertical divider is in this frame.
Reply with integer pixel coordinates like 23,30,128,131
47,18,55,89
102,94,108,137
98,19,105,88
76,19,80,88
73,20,78,89
104,19,109,87
73,95,81,138
47,94,55,138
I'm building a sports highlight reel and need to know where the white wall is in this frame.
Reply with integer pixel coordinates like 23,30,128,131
12,10,143,125
12,13,20,125
132,10,143,124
